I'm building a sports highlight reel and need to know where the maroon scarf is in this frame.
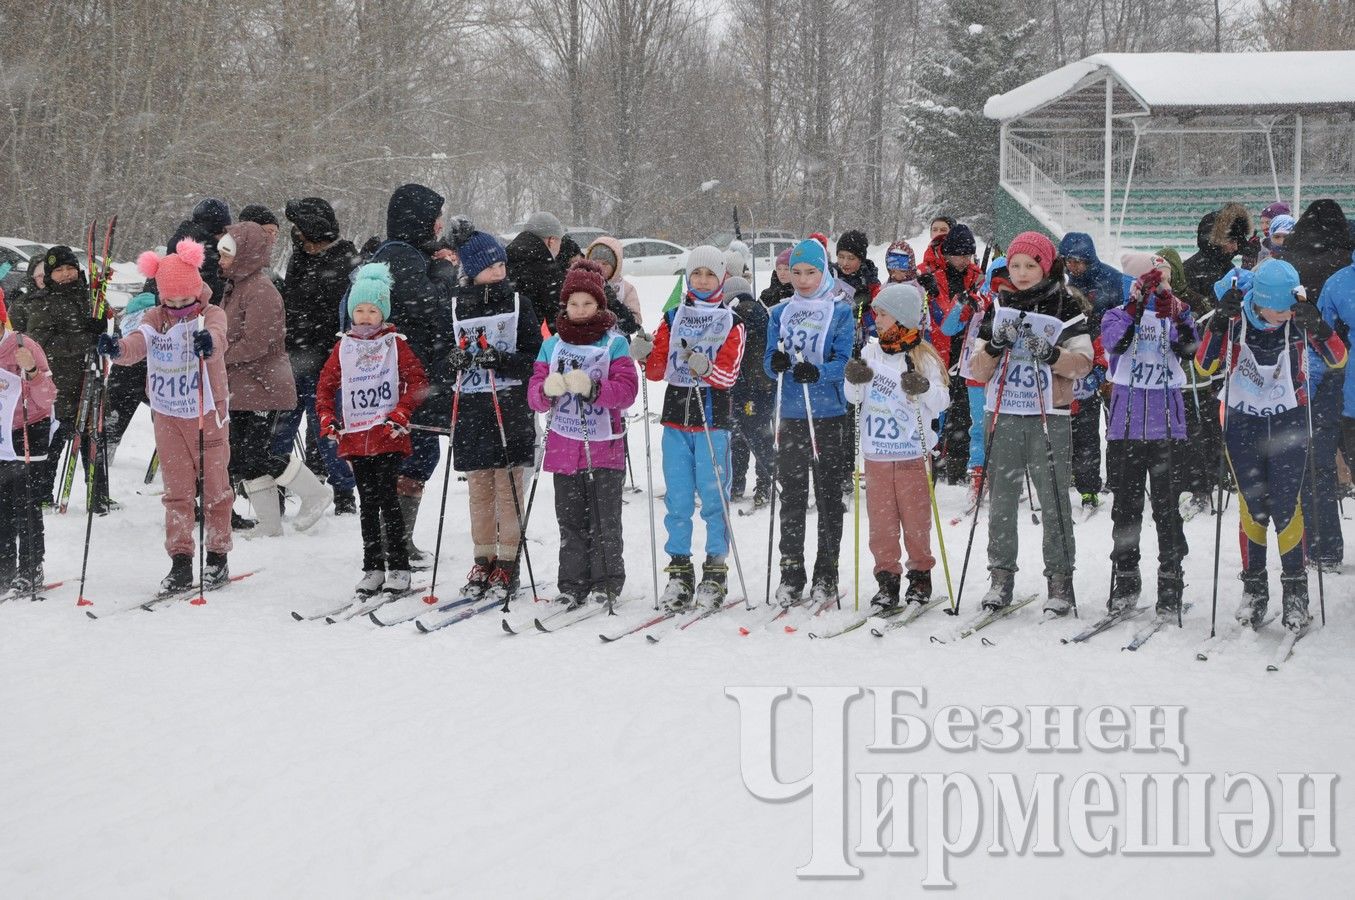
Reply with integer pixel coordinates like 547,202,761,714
555,308,616,346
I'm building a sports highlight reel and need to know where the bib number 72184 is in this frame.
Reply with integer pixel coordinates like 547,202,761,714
149,370,200,400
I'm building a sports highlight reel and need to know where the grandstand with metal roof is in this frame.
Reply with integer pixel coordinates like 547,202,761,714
984,51,1355,256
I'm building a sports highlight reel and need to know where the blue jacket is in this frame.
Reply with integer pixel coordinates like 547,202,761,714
1059,232,1132,317
1318,250,1355,411
763,299,854,419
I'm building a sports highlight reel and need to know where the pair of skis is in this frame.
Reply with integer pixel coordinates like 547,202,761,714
1195,614,1311,671
1061,602,1194,651
290,583,430,624
84,570,259,619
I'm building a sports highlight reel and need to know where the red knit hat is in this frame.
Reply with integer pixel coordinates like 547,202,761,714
1006,231,1057,276
561,259,609,309
138,239,206,301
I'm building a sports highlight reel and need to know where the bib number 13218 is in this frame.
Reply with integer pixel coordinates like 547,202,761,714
348,381,393,410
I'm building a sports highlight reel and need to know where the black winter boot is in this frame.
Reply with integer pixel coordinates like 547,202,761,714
904,569,932,604
1280,574,1311,631
1236,570,1269,626
869,571,901,609
1156,569,1184,618
160,554,193,594
203,552,230,589
981,568,1015,610
1045,574,1075,617
1108,566,1141,613
661,555,696,611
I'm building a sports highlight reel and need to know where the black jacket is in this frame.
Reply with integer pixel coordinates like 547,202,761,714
448,279,542,471
507,232,563,327
730,289,773,409
1183,213,1232,306
1285,199,1353,300
759,278,793,308
375,183,459,427
283,238,358,378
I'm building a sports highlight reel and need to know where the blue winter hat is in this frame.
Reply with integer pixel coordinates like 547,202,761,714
348,262,393,320
458,230,507,281
1247,258,1302,311
1269,214,1297,237
789,237,828,272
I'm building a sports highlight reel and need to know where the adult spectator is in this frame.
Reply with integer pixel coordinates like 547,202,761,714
1058,231,1131,322
506,211,564,327
167,198,232,305
1183,211,1233,302
275,197,360,514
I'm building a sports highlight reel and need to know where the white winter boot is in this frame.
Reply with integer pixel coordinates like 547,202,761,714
242,475,284,538
277,456,333,532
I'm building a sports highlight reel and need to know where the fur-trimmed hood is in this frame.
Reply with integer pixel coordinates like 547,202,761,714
1210,203,1253,248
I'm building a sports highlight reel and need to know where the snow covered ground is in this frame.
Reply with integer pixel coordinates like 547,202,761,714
3,275,1353,897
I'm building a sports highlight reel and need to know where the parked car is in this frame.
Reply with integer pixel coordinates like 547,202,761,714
702,228,796,250
499,223,608,250
619,238,689,276
0,237,49,299
747,237,798,276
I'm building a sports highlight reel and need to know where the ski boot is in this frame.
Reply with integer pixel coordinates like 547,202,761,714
586,588,616,608
965,467,984,509
1280,574,1311,631
661,555,696,611
398,478,431,570
775,559,806,607
1179,492,1210,521
231,510,257,532
160,554,194,595
980,568,1014,611
1107,566,1141,614
1235,570,1269,626
869,571,901,610
384,569,412,594
461,556,495,599
751,483,770,510
904,569,932,604
355,570,386,597
483,559,519,605
1156,569,1184,619
809,573,839,607
694,556,728,610
10,566,43,600
553,590,585,610
203,552,229,589
1044,573,1075,617
1080,492,1099,513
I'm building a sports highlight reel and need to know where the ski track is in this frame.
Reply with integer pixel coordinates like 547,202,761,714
3,277,1353,897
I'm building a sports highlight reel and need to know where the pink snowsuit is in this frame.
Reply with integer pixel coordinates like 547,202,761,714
112,303,232,559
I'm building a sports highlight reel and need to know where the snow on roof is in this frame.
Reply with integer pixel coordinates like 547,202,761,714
985,51,1355,121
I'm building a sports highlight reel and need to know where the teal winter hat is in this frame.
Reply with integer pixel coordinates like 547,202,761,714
348,262,393,320
1248,258,1302,311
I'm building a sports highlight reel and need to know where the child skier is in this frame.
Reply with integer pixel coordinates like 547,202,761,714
1195,258,1347,630
99,240,233,594
1100,254,1197,618
969,232,1093,616
631,246,745,610
316,263,429,596
0,289,58,598
940,254,1000,507
764,238,855,605
446,230,543,604
843,283,950,607
528,261,638,607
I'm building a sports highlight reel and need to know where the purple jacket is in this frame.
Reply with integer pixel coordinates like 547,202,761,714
527,335,639,475
1101,307,1190,441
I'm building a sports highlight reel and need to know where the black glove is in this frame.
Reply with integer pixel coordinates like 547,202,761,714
192,330,214,358
85,316,107,336
1023,332,1060,365
900,371,929,396
769,349,791,375
917,273,938,296
96,333,120,358
447,345,473,373
475,346,502,370
1216,287,1244,321
792,360,820,384
844,358,874,385
1293,300,1332,339
1111,326,1136,356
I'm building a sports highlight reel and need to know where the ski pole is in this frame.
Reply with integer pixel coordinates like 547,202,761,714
1207,281,1239,639
851,301,864,612
907,353,956,612
16,333,37,602
195,315,207,602
572,359,614,614
1298,291,1327,626
692,384,753,609
639,355,661,611
797,350,820,462
764,353,785,608
421,338,467,607
143,449,159,485
953,342,1014,615
1030,324,1078,618
478,331,539,610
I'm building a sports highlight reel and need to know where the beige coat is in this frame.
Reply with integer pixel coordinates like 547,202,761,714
221,222,297,411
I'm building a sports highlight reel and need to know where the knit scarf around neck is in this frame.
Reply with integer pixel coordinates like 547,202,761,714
555,307,616,346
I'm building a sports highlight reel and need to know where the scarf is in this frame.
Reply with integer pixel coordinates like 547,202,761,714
878,324,921,354
348,323,385,339
163,300,204,321
555,307,616,346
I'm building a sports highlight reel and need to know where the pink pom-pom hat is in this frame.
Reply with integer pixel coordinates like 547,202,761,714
143,238,206,301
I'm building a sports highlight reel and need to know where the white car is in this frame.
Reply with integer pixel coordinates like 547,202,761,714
746,236,798,277
619,238,688,276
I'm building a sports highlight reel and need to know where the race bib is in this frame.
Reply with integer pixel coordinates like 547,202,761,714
663,303,734,387
859,366,928,460
454,294,521,394
548,341,615,442
0,368,19,461
140,321,215,419
1227,324,1297,418
778,298,833,366
1108,314,1185,390
339,334,400,433
983,306,1065,416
